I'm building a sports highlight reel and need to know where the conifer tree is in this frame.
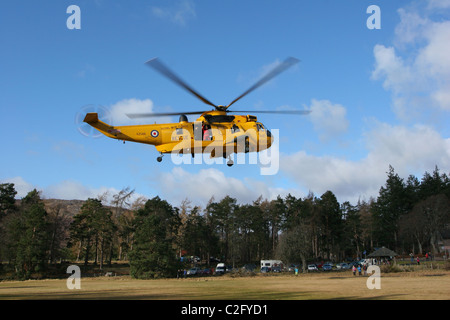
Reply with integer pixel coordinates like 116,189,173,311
129,196,180,279
6,189,50,278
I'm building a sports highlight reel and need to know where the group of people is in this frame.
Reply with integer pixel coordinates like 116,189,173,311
410,252,433,265
352,264,368,276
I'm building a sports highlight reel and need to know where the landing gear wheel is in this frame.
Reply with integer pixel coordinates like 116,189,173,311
157,155,163,162
227,157,234,167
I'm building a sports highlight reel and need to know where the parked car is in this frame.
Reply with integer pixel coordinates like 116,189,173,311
202,268,211,275
215,263,226,275
322,263,333,271
260,266,271,273
307,264,318,271
272,266,282,273
187,267,202,276
336,262,350,270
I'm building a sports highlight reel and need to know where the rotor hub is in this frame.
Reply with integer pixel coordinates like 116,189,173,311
216,105,228,112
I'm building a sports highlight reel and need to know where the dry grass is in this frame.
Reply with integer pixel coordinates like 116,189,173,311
0,269,449,300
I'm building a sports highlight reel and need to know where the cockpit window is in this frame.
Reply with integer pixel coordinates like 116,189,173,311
204,115,235,123
256,123,265,131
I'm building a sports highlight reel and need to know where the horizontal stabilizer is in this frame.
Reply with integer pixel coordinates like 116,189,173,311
83,113,99,123
82,113,119,138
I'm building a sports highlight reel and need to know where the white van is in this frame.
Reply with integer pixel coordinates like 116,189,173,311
260,260,283,271
215,263,226,275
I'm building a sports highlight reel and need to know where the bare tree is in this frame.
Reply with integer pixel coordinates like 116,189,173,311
111,187,135,218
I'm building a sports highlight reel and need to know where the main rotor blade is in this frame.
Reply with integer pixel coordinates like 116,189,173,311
226,57,300,109
230,109,311,115
126,110,207,119
146,58,217,109
126,109,311,118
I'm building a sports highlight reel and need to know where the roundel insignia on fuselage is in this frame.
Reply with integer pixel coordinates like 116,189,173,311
150,130,159,138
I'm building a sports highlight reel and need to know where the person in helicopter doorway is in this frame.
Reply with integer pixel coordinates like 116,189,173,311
202,124,212,141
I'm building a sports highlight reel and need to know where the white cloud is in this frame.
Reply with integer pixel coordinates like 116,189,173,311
43,180,148,205
154,167,296,208
417,21,450,101
307,99,349,142
281,123,450,204
372,45,414,91
44,180,111,200
364,123,450,172
427,0,450,10
0,177,147,206
109,98,155,125
371,45,421,120
151,0,196,26
372,4,450,120
394,8,429,47
1,177,35,198
108,98,177,125
281,151,380,204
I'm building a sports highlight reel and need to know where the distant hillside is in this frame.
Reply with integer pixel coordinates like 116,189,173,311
13,198,135,220
42,199,86,217
14,198,86,217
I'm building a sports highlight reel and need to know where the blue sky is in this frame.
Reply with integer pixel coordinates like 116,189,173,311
1,0,449,208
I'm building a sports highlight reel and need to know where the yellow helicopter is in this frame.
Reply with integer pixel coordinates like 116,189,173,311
83,57,309,166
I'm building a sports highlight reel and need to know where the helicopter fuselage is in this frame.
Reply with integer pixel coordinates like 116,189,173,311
83,110,273,158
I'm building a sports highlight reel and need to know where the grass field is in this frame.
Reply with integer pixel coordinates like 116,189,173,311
0,269,449,300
